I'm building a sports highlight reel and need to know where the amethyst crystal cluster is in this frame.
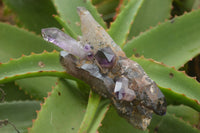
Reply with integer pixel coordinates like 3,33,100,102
42,7,167,130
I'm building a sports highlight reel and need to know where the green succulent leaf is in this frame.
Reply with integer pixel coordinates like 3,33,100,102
118,0,129,10
77,92,109,133
160,86,200,113
53,0,106,35
132,57,200,112
92,0,104,5
99,106,149,133
124,9,200,68
108,0,144,47
0,52,66,84
30,79,87,133
0,51,66,100
95,0,119,21
15,77,58,100
53,15,78,39
193,0,200,9
78,91,101,133
149,111,200,133
173,0,195,12
1,82,30,101
0,22,62,99
0,22,60,63
0,23,61,98
127,0,172,38
2,0,62,34
108,0,172,45
87,99,110,133
0,101,40,133
167,105,199,125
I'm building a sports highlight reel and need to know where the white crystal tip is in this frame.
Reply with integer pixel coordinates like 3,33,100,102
41,27,59,42
60,51,69,58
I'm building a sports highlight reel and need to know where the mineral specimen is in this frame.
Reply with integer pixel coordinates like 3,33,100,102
41,7,167,130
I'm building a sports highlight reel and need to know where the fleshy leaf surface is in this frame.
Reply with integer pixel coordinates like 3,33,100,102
53,15,78,39
124,9,200,68
148,111,200,133
1,82,30,101
127,0,172,38
95,0,119,21
0,22,60,63
53,0,106,35
30,79,87,133
3,0,61,34
0,101,40,133
0,52,64,84
87,99,110,133
78,91,101,133
193,0,200,9
0,52,71,100
108,0,144,47
0,23,61,99
167,105,199,125
92,0,104,5
15,77,58,100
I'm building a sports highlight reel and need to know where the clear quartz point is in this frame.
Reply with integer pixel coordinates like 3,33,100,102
41,27,88,59
114,77,136,101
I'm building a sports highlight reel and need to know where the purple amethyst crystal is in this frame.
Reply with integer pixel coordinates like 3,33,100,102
84,44,92,52
83,44,94,59
41,27,88,59
94,47,116,68
114,77,136,101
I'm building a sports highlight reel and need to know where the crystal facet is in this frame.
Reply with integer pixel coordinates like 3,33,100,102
94,47,116,68
60,51,69,58
81,64,102,78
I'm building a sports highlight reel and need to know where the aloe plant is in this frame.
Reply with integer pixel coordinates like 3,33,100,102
0,0,200,133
